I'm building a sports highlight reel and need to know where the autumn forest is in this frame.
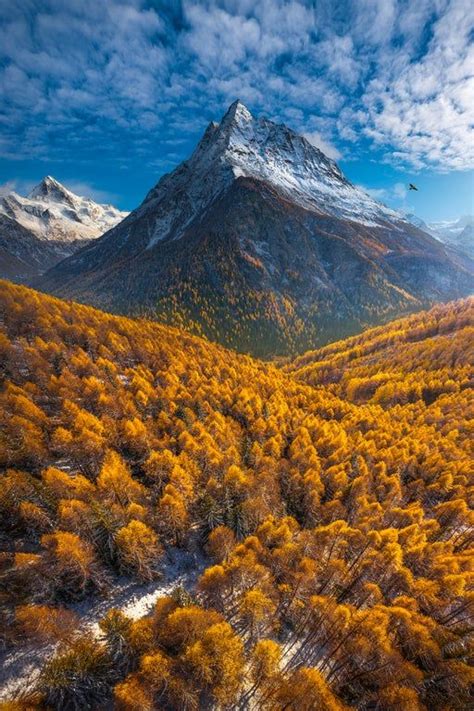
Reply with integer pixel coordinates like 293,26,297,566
0,280,473,710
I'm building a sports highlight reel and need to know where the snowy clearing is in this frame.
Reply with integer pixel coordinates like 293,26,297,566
0,547,207,701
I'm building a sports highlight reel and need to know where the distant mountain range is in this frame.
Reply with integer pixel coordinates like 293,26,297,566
405,213,473,259
0,176,127,282
19,102,474,355
429,216,473,258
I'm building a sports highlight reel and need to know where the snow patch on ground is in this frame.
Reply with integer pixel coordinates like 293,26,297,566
0,547,208,701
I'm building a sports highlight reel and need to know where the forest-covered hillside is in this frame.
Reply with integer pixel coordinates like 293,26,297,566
0,281,472,710
287,297,473,405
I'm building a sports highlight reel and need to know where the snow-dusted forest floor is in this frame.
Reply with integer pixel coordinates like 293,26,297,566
0,547,207,701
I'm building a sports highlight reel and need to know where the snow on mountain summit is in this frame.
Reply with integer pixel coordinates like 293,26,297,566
28,175,75,203
0,177,128,246
143,100,400,249
0,177,128,283
427,215,474,258
217,100,397,223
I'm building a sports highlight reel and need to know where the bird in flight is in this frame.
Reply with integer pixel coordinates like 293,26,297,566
409,183,418,191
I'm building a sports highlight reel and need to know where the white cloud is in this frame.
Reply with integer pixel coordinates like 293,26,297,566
357,181,415,207
304,132,342,161
0,178,36,196
356,185,388,200
357,0,474,170
0,0,473,174
0,180,17,196
394,182,407,199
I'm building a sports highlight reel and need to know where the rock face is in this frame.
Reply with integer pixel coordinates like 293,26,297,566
38,102,473,356
0,177,128,283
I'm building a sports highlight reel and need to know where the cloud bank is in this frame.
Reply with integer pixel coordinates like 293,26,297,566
1,0,473,172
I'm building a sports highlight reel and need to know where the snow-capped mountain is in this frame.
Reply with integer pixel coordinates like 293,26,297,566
404,213,473,259
0,176,128,283
39,102,473,356
140,100,401,249
428,216,473,258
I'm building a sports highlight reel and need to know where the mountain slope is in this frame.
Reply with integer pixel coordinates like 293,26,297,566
0,282,473,709
0,176,128,283
39,102,473,356
286,296,473,403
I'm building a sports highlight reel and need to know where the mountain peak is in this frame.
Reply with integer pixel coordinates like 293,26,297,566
142,101,405,250
28,176,73,203
0,175,128,284
223,99,253,124
32,175,63,191
194,102,387,225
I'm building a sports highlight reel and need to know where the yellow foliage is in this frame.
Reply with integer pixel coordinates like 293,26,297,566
114,674,154,711
0,282,473,711
183,621,244,705
15,605,78,645
97,450,145,505
115,520,163,580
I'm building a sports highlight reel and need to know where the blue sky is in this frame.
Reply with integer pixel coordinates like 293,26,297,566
0,0,473,222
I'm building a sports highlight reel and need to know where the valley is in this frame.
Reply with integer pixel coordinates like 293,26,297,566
1,2,473,709
0,281,472,709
